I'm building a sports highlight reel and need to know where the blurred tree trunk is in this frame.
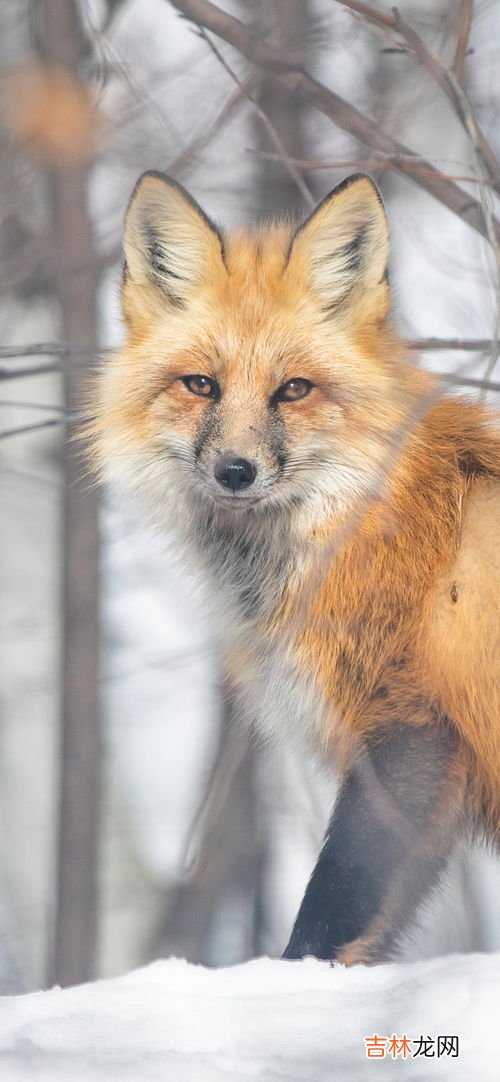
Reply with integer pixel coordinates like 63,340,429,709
40,0,102,987
254,0,311,219
150,705,264,965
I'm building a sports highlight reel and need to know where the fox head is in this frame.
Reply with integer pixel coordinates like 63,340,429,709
94,172,425,533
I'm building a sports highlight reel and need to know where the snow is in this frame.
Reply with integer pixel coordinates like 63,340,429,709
0,953,498,1081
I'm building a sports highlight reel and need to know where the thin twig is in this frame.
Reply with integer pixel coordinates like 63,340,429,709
407,337,495,351
442,64,500,386
0,363,61,381
335,0,499,193
333,0,394,30
0,342,104,380
0,413,88,440
0,342,98,358
165,80,251,178
196,26,315,209
440,373,500,393
338,0,500,384
83,0,186,147
167,0,500,245
390,3,499,192
180,723,249,879
452,0,473,85
246,148,496,187
0,400,68,412
0,418,64,439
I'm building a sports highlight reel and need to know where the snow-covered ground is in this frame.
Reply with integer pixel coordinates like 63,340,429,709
0,953,498,1081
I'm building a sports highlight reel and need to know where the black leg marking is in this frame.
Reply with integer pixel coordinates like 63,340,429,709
283,721,463,963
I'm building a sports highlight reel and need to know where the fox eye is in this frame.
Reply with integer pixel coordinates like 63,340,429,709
181,375,219,399
274,378,313,403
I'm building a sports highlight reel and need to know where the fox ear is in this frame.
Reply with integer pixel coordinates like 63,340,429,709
123,171,225,308
287,175,389,317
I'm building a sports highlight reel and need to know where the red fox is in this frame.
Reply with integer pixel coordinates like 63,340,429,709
92,171,500,965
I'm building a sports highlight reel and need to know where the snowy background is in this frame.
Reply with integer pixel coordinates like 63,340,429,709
0,4,499,1065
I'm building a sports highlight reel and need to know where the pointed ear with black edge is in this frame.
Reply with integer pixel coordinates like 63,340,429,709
286,174,390,322
122,171,226,311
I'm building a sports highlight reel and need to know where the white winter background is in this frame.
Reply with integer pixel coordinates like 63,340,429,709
0,0,499,1077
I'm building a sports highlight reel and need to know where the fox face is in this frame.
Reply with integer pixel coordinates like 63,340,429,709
95,172,426,532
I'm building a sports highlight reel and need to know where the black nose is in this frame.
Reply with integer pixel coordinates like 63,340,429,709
214,455,257,492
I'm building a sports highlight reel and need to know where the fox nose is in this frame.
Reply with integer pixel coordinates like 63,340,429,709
214,455,257,492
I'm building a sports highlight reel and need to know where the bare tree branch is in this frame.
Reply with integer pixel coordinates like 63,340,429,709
0,400,69,412
437,58,500,385
0,342,97,358
0,363,61,381
41,0,102,990
392,5,499,191
0,415,87,440
247,148,496,187
100,0,129,35
196,26,315,210
0,343,101,381
166,79,251,178
407,337,498,352
0,419,63,439
452,0,473,85
335,0,500,192
167,0,500,245
440,373,500,393
331,0,394,30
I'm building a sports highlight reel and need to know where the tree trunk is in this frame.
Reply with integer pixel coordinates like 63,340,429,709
40,0,102,987
254,0,311,219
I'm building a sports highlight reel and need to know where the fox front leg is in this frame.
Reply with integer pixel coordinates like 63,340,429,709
283,721,466,965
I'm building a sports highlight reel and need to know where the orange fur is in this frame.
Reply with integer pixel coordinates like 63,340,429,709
275,396,500,833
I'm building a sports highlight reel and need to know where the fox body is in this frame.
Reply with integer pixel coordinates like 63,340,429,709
93,172,500,964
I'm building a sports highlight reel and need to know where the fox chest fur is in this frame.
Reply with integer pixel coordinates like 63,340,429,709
198,452,457,762
190,432,500,810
